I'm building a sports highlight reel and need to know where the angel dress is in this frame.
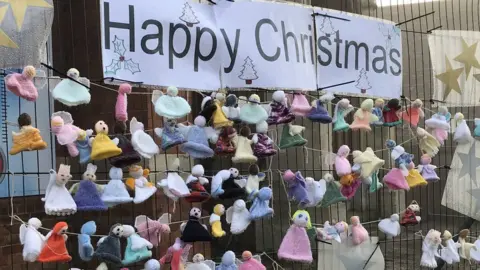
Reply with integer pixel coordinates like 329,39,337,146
440,236,460,264
405,169,427,188
37,222,72,263
420,230,441,268
160,238,192,270
78,221,96,261
400,208,420,226
350,99,378,131
20,218,45,262
76,133,91,164
290,93,311,116
72,179,107,211
127,166,157,204
418,164,439,182
382,99,402,126
425,113,450,145
5,66,38,101
232,135,257,164
308,100,332,123
267,100,295,125
216,251,238,270
130,117,159,159
155,119,186,151
42,168,77,216
152,87,191,119
51,68,91,106
340,178,361,199
305,178,326,207
9,116,47,155
51,112,84,157
239,255,266,270
135,215,171,247
332,99,353,131
249,187,273,220
101,167,133,207
319,176,346,207
335,145,352,176
239,95,268,124
185,169,210,203
179,118,215,159
122,225,153,265
253,133,276,158
454,115,472,144
94,224,123,267
378,214,401,238
417,127,440,158
218,175,246,200
212,99,233,128
181,210,212,243
227,200,251,234
278,124,307,149
215,126,236,155
383,168,409,191
162,160,190,197
109,121,141,168
277,210,312,263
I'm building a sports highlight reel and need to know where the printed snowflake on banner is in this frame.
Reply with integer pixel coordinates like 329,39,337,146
104,35,141,75
378,23,399,50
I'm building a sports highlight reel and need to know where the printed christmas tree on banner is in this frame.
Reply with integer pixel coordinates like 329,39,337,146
180,2,200,27
356,68,372,94
320,17,336,36
238,57,259,85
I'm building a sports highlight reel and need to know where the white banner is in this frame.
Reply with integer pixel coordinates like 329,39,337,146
428,30,480,107
314,8,402,99
100,0,402,95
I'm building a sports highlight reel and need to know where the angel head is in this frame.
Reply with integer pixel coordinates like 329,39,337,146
333,98,352,122
22,65,36,79
194,115,207,127
189,207,202,219
282,170,295,183
110,224,124,237
66,68,80,79
53,221,68,235
82,163,97,181
390,214,400,222
459,229,470,240
334,221,348,233
387,98,401,110
420,154,432,165
292,210,311,228
166,86,179,97
233,199,247,211
248,94,261,104
221,251,236,266
411,99,423,108
454,112,464,122
144,259,161,270
385,139,397,150
323,173,334,182
248,164,259,176
118,83,132,95
18,113,32,128
360,99,374,111
407,201,420,212
81,221,96,236
165,118,177,128
229,168,239,179
438,106,448,116
216,91,226,102
109,167,123,180
305,177,314,185
122,225,136,237
27,217,42,229
225,94,238,107
193,253,205,263
56,164,72,185
95,120,109,135
242,251,253,261
442,230,452,241
257,187,272,201
425,229,441,246
213,204,225,216
319,92,335,104
272,90,286,103
256,121,268,134
337,145,350,157
350,216,360,225
239,126,252,137
192,164,205,177
129,165,145,179
374,98,385,108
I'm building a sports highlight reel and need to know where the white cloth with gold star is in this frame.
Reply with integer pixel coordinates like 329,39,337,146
428,30,480,107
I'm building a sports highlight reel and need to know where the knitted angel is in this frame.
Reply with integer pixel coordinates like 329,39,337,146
19,217,45,262
350,99,378,131
400,201,422,226
378,214,401,238
371,98,385,125
51,111,86,157
37,222,71,263
277,210,313,263
94,224,124,268
239,94,268,124
316,221,348,243
425,106,450,145
152,86,191,119
178,116,217,159
453,112,472,144
418,154,439,182
5,66,38,101
334,145,352,176
318,173,346,207
130,117,159,159
332,98,354,131
222,94,241,122
439,230,460,265
210,91,233,128
126,165,157,204
416,127,440,158
307,92,334,123
185,253,216,270
78,221,96,261
215,126,237,155
42,165,77,216
382,98,402,126
157,158,190,198
283,170,310,207
350,216,369,245
420,229,442,268
155,118,186,151
278,123,307,149
109,121,142,168
252,121,276,158
122,225,153,265
9,113,47,155
249,187,274,220
289,91,312,117
135,214,171,247
217,251,240,270
101,167,133,207
401,99,424,127
180,208,212,242
70,163,106,211
458,229,475,263
210,204,226,238
226,199,251,235
267,90,295,125
232,126,257,163
51,68,91,106
352,147,385,179
160,238,192,270
185,164,210,203
211,168,240,198
304,177,326,207
245,164,266,198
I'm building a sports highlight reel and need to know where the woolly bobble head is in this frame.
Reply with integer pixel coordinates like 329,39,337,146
213,204,225,215
230,168,240,178
324,173,334,182
256,121,268,134
222,251,236,265
95,121,109,134
455,112,464,121
438,106,448,115
374,98,385,108
118,83,132,95
122,225,135,238
391,214,400,222
249,164,259,175
443,230,452,240
193,253,205,263
192,164,205,177
350,216,360,225
194,115,207,127
292,210,311,228
144,259,160,270
408,201,420,212
18,113,32,127
334,221,348,233
420,154,432,165
249,94,261,103
412,99,423,108
216,92,226,102
257,187,272,201
166,86,179,96
272,90,286,102
111,224,124,237
66,68,80,79
360,99,374,110
242,251,253,260
385,139,396,149
23,66,36,79
283,170,295,182
29,217,42,229
225,94,238,107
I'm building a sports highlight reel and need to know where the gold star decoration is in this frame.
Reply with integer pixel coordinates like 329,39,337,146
454,38,480,78
436,56,464,101
0,5,17,48
0,0,52,31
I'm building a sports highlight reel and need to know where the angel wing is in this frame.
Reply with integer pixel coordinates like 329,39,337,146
252,255,262,263
417,165,424,173
158,213,171,224
235,258,243,267
203,260,216,270
19,224,27,244
78,77,90,88
181,244,193,263
97,236,106,246
226,206,234,224
234,177,247,188
134,215,151,229
154,128,163,137
322,152,337,167
131,234,153,250
180,222,187,233
177,123,191,137
51,111,74,124
152,90,163,105
204,127,219,143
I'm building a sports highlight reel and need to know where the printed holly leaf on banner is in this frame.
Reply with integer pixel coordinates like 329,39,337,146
112,36,127,56
124,59,141,74
104,59,122,75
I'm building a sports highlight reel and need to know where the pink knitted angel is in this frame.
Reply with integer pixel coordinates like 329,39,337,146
350,216,369,245
134,214,171,247
51,111,86,157
5,66,38,101
115,83,132,122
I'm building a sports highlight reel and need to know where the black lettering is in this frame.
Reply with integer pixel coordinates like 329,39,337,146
281,21,299,62
220,29,240,74
317,36,332,66
141,20,163,55
390,48,401,76
300,34,307,63
345,40,369,71
194,27,217,72
334,31,343,68
308,25,314,65
104,2,135,51
169,23,191,69
372,46,387,74
255,19,280,62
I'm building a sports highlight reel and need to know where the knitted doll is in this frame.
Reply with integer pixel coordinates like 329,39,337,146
158,158,190,198
101,167,133,207
94,224,124,268
126,165,157,204
216,251,239,270
226,199,251,235
304,177,326,207
382,98,402,126
425,106,450,145
115,83,131,122
283,170,310,207
252,121,276,158
458,229,475,263
42,165,77,216
418,154,439,182
383,168,409,191
211,169,233,198
70,163,107,211
352,147,385,179
371,98,384,126
267,90,295,125
109,121,142,168
78,221,96,261
335,145,352,176
278,210,313,263
37,222,71,263
210,204,226,238
340,165,361,200
232,126,257,163
130,117,159,159
378,214,400,238
400,201,421,226
249,187,273,220
350,216,369,245
471,237,480,263
350,99,378,131
420,229,442,268
239,251,265,270
278,123,307,149
152,86,191,119
332,98,354,131
211,91,233,128
215,126,237,155
135,214,171,247
440,230,460,265
239,94,268,124
19,217,45,262
178,116,216,159
154,118,186,152
186,253,216,270
51,68,91,106
319,173,346,207
5,66,38,101
386,139,414,176
160,238,192,270
405,168,428,188
51,111,86,157
180,208,212,242
453,112,472,144
211,168,245,200
475,119,480,138
307,92,334,123
122,225,153,265
245,164,266,198
316,221,348,243
9,113,47,155
185,164,210,203
401,99,424,127
76,129,92,164
199,93,217,123
289,92,312,117
223,94,241,122
416,127,440,157
90,120,122,160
